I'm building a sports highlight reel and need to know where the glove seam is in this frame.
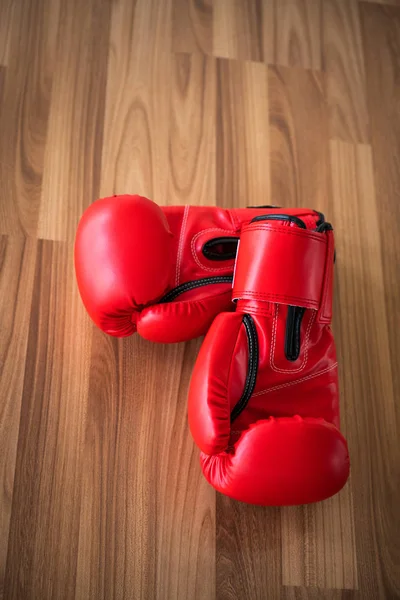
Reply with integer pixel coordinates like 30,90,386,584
233,290,320,308
243,224,327,244
176,205,190,286
319,230,334,323
235,304,274,318
228,209,241,230
253,362,338,397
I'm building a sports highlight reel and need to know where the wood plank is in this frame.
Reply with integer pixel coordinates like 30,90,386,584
0,0,14,66
172,0,213,54
329,140,399,600
360,10,400,592
0,0,61,236
215,59,300,600
281,486,358,589
168,53,216,205
214,0,321,69
322,0,369,143
272,0,321,70
0,66,5,106
99,0,172,204
74,330,120,600
0,236,37,600
268,65,329,207
280,173,358,592
4,241,93,600
361,1,400,413
152,338,215,600
282,588,359,599
262,0,275,64
270,64,358,591
38,0,111,241
213,0,263,61
1,1,400,597
360,0,400,5
76,335,215,599
216,58,269,208
217,499,281,600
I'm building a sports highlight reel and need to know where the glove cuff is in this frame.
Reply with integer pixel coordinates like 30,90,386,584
232,218,334,323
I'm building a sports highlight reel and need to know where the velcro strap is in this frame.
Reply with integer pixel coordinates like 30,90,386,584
233,222,331,311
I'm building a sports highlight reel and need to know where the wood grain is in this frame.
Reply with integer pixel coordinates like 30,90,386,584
0,0,14,66
0,66,5,107
172,0,213,54
329,140,400,600
4,241,93,600
282,588,359,600
76,334,215,600
269,65,329,208
217,500,281,600
216,58,270,208
281,486,358,589
38,0,111,241
361,0,400,5
1,1,400,598
361,1,400,411
0,0,60,236
99,0,172,204
323,0,369,143
272,0,322,70
214,0,321,69
153,339,215,600
0,236,37,600
213,0,263,61
168,53,216,205
274,73,357,587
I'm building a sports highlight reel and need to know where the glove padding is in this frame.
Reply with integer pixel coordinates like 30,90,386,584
188,214,350,505
75,195,322,343
189,313,349,506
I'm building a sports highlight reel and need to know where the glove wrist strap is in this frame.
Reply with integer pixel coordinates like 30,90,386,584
232,221,334,323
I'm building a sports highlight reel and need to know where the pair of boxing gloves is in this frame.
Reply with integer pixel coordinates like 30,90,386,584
75,194,350,506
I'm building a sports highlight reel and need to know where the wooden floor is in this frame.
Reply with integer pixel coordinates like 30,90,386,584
0,0,399,598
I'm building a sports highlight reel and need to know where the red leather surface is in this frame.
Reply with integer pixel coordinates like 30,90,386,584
188,217,350,506
75,195,321,342
137,289,233,343
233,224,328,309
188,312,247,454
74,195,173,336
318,230,334,323
200,418,349,506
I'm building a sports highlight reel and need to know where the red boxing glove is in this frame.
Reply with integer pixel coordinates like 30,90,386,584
188,212,350,505
75,195,322,343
